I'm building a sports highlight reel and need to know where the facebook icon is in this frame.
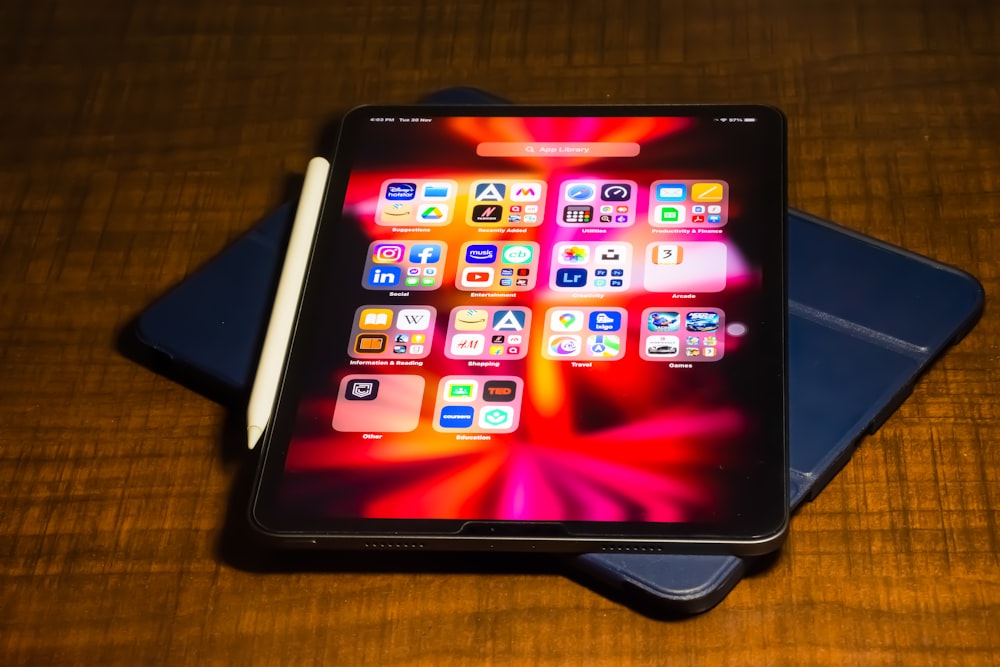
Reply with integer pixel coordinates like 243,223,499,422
555,268,588,288
408,243,441,264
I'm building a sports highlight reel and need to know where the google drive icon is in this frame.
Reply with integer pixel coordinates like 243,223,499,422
418,205,448,223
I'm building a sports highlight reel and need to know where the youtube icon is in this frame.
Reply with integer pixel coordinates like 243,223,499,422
461,267,494,287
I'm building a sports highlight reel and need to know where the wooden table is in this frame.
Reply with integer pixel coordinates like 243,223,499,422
2,1,997,664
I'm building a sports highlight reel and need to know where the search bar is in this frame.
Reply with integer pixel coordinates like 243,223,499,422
476,142,640,158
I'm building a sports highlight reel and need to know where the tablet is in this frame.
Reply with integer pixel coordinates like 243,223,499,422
248,105,789,554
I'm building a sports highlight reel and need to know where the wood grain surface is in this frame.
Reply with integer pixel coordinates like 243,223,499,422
1,1,997,664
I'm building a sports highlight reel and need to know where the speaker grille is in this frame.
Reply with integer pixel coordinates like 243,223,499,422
362,541,426,550
599,545,668,553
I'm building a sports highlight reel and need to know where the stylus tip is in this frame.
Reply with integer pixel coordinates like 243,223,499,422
247,425,263,450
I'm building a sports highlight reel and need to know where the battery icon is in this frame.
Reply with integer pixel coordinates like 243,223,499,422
744,118,757,122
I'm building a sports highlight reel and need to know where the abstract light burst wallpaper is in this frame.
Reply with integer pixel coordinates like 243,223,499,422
261,109,785,535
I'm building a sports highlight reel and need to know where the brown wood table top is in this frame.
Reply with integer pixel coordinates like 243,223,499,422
2,1,997,664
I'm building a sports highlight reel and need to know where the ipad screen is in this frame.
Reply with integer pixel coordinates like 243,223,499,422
251,105,787,553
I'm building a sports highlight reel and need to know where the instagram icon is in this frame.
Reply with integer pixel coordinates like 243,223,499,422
373,243,405,263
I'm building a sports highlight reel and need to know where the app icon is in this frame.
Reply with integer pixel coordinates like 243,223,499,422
550,310,584,332
510,183,542,201
600,183,632,201
439,405,475,429
422,182,452,199
478,406,514,429
703,347,717,357
558,245,589,264
492,309,526,331
691,205,706,214
589,310,622,332
483,380,517,402
418,205,448,222
354,334,387,354
474,182,506,201
384,183,416,201
359,308,393,329
454,309,489,330
408,243,441,264
644,241,727,293
377,179,457,227
645,335,679,356
472,204,503,223
555,268,587,288
565,182,596,202
587,334,621,357
380,202,413,223
446,308,532,360
501,244,533,264
433,376,524,432
648,311,680,331
344,378,379,400
548,335,581,356
686,311,720,332
450,333,485,355
350,305,437,359
461,267,494,287
708,205,722,214
656,184,686,201
373,243,405,263
652,244,683,265
334,374,424,432
707,214,722,223
367,266,401,287
444,379,478,402
595,244,624,263
704,336,717,345
465,244,498,263
458,241,539,292
691,182,724,202
691,214,705,223
654,205,685,225
562,205,593,224
396,308,432,330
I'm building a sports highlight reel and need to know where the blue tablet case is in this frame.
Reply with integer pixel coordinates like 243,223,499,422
131,92,984,615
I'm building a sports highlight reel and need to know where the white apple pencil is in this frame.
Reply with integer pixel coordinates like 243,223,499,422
246,157,330,449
